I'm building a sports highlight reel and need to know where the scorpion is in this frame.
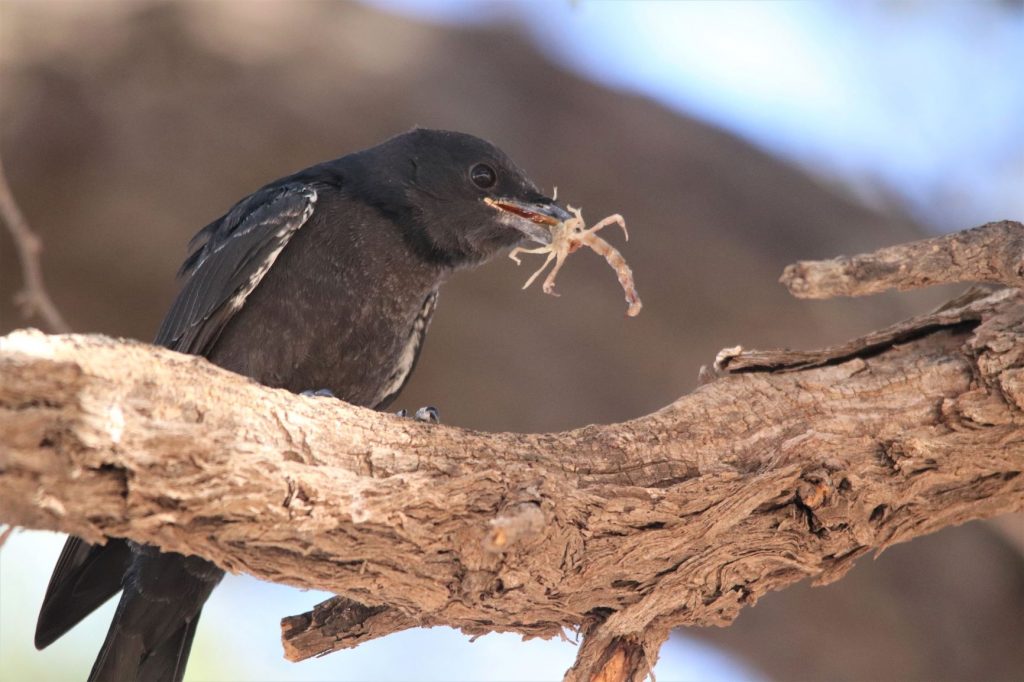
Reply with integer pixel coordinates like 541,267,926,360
505,204,642,317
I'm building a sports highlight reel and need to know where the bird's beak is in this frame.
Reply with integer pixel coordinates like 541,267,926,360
484,197,572,246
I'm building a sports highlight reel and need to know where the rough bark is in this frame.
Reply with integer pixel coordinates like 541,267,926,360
781,220,1024,299
1,222,1022,682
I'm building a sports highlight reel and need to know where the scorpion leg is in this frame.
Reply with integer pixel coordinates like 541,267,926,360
541,252,571,295
522,251,556,289
586,213,628,241
509,246,551,266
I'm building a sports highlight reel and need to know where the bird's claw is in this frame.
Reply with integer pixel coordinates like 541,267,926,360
299,387,335,399
415,406,440,423
395,406,441,424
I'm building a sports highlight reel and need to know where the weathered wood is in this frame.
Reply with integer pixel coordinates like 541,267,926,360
781,220,1024,298
1,222,1022,682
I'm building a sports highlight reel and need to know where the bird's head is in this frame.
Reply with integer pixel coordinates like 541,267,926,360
353,128,569,266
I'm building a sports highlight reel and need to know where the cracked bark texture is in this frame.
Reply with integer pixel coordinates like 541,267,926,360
1,222,1023,682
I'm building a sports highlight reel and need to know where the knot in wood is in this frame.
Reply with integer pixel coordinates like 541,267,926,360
484,502,545,553
797,477,831,510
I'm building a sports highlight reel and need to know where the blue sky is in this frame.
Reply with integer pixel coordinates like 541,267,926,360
374,0,1024,232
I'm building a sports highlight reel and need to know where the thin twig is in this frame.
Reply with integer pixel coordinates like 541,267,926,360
0,156,71,332
0,525,14,550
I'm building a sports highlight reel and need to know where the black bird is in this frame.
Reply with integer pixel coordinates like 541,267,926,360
34,128,570,681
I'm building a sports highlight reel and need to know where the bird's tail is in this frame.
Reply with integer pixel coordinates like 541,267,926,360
87,546,222,682
36,536,223,682
88,597,204,682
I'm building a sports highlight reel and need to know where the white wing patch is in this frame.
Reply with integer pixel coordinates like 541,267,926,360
375,290,438,406
226,189,317,312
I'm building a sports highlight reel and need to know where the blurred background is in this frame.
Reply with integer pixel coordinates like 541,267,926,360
1,1,1022,680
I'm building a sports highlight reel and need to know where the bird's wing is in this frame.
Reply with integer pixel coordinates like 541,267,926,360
155,182,318,354
36,183,319,652
374,289,438,409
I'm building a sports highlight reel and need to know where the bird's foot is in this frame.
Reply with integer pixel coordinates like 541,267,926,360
301,388,336,398
395,406,441,424
304,390,438,424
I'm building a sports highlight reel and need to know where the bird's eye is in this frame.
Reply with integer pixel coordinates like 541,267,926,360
470,163,497,189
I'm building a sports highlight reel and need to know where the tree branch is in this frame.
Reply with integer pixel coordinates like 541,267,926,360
1,222,1022,681
0,155,71,333
782,220,1024,299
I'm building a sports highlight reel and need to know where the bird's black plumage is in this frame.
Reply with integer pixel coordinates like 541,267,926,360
35,129,569,682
